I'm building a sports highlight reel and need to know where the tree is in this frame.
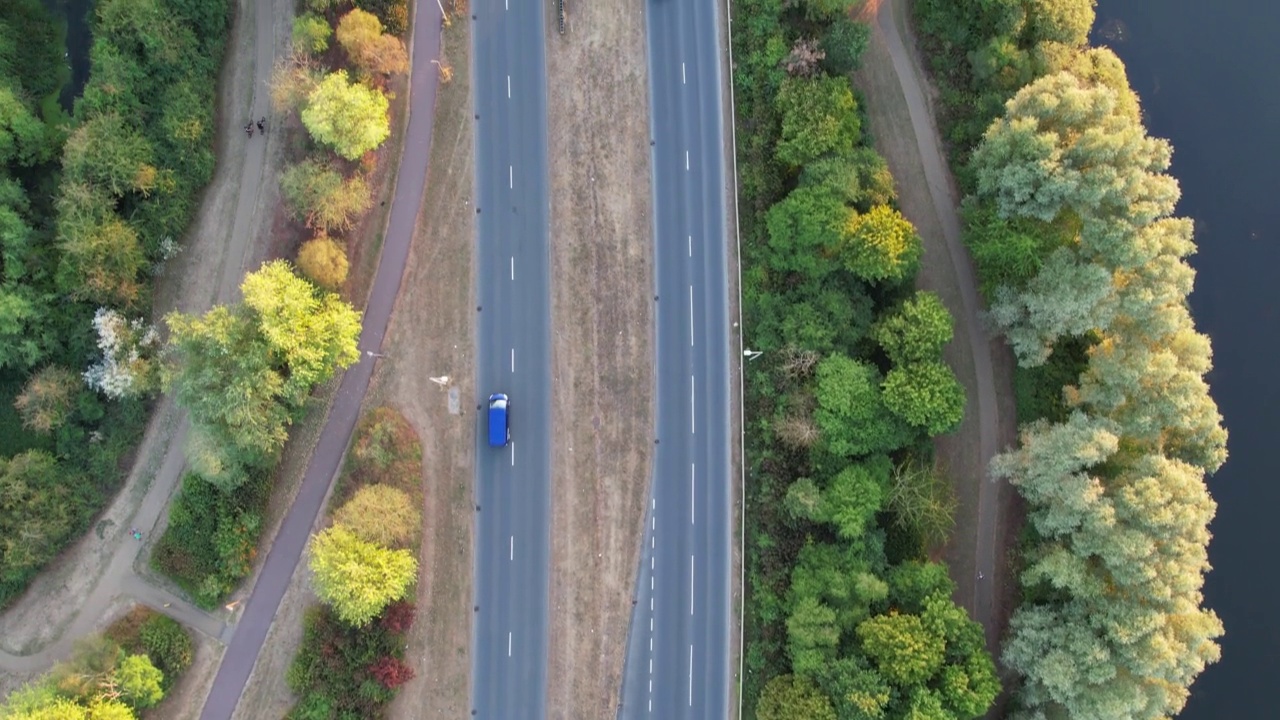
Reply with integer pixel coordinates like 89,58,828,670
783,38,825,78
796,0,861,22
334,484,420,549
57,213,146,307
83,308,162,399
239,260,362,404
856,612,945,687
308,525,417,627
1025,0,1096,46
279,160,372,233
786,595,840,676
0,451,73,580
15,366,80,432
814,353,912,458
0,287,43,371
292,13,332,55
970,71,1179,227
881,361,966,435
873,291,954,365
765,185,849,282
0,85,52,167
820,17,871,76
296,235,350,290
886,462,957,548
824,457,891,539
61,113,153,197
335,8,408,76
301,70,390,160
774,75,860,169
270,55,323,114
757,674,836,720
115,654,163,709
839,205,922,284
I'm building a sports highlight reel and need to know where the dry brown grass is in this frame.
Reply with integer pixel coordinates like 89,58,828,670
543,0,656,717
377,12,477,719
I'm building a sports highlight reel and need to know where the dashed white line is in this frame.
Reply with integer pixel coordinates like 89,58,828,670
682,62,687,84
651,556,654,569
691,464,696,524
508,632,512,657
509,165,514,189
685,150,690,170
689,285,695,346
510,535,514,561
507,75,511,98
688,645,694,705
510,441,515,467
690,555,695,615
649,658,653,674
511,348,515,372
510,256,514,280
691,375,696,434
650,576,654,590
688,234,692,257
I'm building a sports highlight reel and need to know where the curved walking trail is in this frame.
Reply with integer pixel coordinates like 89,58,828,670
867,0,1007,641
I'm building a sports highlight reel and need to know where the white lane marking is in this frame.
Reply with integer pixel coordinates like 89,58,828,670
691,464,696,525
690,555,695,615
650,576,654,590
649,637,652,651
651,536,654,548
650,617,653,631
507,75,511,98
691,375,696,434
682,62,687,84
510,535,514,560
511,441,515,466
651,556,654,569
688,645,694,705
689,285,695,346
511,256,514,280
652,498,655,510
652,516,655,530
649,658,652,674
688,234,692,257
650,597,653,611
685,151,690,170
508,632,512,657
648,699,652,713
511,348,515,372
509,165,514,189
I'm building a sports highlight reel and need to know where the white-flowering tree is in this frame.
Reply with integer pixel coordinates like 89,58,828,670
84,307,161,399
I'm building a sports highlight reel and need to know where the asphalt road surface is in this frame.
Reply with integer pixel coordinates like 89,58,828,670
196,1,442,717
468,0,554,715
618,0,734,716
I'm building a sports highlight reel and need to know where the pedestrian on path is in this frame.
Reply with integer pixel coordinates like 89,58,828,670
257,116,266,133
977,571,984,580
132,529,142,541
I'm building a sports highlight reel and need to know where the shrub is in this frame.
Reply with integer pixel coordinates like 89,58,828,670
292,13,332,55
140,614,194,681
334,484,420,549
296,235,349,290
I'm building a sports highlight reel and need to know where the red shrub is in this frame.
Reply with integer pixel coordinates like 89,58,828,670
368,656,415,689
379,600,416,634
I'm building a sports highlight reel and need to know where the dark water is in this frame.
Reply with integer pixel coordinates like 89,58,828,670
1093,1,1280,717
41,0,94,110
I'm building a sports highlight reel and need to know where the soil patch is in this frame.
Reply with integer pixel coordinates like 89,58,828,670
542,1,655,718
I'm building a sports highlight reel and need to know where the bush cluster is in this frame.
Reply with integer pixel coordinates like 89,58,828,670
732,0,999,717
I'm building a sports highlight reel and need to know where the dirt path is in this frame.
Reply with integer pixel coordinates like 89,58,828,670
0,0,294,685
853,0,1018,656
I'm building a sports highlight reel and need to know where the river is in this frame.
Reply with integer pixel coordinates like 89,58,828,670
1093,1,1280,717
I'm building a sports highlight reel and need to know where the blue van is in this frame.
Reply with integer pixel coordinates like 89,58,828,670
488,393,510,447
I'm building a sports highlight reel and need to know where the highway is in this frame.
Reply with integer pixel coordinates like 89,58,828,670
619,0,735,715
468,0,554,715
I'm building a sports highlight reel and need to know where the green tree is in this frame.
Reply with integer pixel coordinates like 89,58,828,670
881,361,966,435
970,71,1178,228
309,525,417,627
296,235,350,290
301,70,390,160
279,159,372,233
239,260,361,404
61,113,153,197
774,75,861,169
292,13,333,55
115,654,163,709
839,205,922,284
786,594,840,676
814,353,912,458
886,461,958,548
820,17,871,76
873,291,954,365
0,85,51,167
0,451,73,581
757,674,836,720
57,212,146,307
796,0,861,22
333,484,420,549
786,456,892,540
856,612,945,687
765,184,849,281
1024,0,1096,46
